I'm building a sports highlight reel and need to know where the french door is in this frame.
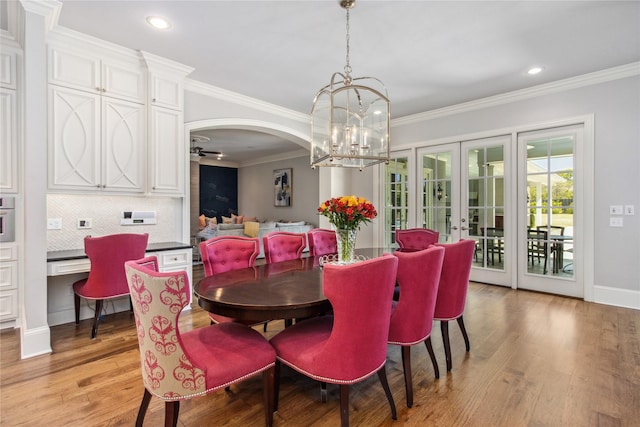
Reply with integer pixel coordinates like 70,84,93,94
383,122,587,296
517,125,583,298
414,136,512,286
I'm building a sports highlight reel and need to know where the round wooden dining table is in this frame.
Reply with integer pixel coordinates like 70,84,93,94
193,248,394,322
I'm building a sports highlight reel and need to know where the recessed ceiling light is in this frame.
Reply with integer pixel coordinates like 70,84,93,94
146,16,171,30
527,66,544,75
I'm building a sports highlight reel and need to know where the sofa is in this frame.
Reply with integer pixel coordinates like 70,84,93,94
196,220,314,259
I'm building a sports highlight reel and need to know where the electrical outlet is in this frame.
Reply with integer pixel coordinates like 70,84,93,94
47,218,62,230
609,217,623,227
624,205,635,215
77,218,92,229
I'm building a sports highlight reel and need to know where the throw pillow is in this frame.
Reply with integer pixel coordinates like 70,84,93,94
198,214,206,228
235,215,244,224
222,215,233,224
243,216,257,223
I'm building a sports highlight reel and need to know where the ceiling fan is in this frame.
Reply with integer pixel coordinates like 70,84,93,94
190,135,222,157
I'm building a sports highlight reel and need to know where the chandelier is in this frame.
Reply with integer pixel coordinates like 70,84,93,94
310,0,390,170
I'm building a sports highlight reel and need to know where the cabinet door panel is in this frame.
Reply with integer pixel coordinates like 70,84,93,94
150,73,182,110
49,46,101,93
48,86,101,190
149,107,184,194
102,61,145,103
102,98,146,192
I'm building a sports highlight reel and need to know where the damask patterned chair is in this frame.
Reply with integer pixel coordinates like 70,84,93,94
433,239,476,371
388,246,445,407
270,255,399,427
395,228,440,250
307,228,337,257
262,231,306,264
73,233,148,339
125,256,276,427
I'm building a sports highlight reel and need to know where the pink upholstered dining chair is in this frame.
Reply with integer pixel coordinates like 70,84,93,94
199,235,263,326
125,256,276,427
200,235,260,276
388,246,445,407
262,231,306,264
270,255,399,427
73,233,148,339
395,228,440,250
307,228,337,257
433,239,476,371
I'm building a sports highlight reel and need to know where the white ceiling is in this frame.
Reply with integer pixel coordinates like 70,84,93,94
18,1,640,164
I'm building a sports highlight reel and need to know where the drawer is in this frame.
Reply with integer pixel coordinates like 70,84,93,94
0,261,17,290
47,259,92,276
0,289,18,321
0,245,17,262
158,250,191,268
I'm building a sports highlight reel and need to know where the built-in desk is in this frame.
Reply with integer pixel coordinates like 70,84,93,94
47,241,192,276
46,242,193,326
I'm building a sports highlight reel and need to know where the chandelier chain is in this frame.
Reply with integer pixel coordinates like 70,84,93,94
344,8,351,77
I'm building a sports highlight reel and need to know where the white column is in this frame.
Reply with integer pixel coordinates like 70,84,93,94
19,0,60,358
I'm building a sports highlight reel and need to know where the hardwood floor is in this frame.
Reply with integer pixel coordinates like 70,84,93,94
1,269,639,426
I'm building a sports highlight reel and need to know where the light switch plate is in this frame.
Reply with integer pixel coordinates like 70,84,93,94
610,205,623,215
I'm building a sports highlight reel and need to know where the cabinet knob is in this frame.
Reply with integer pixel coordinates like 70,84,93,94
102,88,107,92
95,87,101,92
152,98,156,102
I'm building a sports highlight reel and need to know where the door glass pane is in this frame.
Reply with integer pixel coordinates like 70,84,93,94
421,151,450,242
470,144,505,270
384,156,409,247
525,135,574,277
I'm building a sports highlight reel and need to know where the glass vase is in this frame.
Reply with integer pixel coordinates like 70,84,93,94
335,228,357,264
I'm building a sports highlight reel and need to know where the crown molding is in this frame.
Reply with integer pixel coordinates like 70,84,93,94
392,62,640,127
184,78,310,125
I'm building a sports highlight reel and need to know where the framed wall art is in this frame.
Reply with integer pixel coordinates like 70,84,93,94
274,168,292,207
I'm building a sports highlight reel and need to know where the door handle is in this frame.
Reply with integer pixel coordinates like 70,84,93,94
461,226,469,231
451,226,458,230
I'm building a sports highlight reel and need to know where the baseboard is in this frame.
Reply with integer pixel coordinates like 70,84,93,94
20,325,52,359
593,285,640,310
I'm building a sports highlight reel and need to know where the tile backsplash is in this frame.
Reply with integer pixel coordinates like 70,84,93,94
47,194,180,251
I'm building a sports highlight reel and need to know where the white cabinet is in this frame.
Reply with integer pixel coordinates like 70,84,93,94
148,107,183,194
48,44,145,103
0,89,17,192
149,71,183,111
0,245,18,323
48,85,146,192
0,47,18,193
142,51,193,196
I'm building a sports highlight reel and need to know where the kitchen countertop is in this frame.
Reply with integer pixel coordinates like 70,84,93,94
47,241,192,262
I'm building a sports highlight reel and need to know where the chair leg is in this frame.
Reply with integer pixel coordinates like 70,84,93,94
400,345,413,407
262,366,275,427
424,336,440,379
74,293,81,325
377,365,397,421
440,320,452,372
91,299,103,339
338,384,350,427
164,400,179,427
274,361,281,412
456,315,471,352
135,389,152,427
320,382,328,403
